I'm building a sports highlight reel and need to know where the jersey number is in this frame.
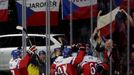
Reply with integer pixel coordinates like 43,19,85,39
57,65,67,74
90,63,97,75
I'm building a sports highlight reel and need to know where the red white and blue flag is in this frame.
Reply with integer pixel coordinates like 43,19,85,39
97,0,134,37
61,0,97,20
97,7,120,37
16,0,60,26
0,0,8,22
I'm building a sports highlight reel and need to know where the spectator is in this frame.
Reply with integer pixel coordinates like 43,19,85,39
51,48,61,64
90,27,113,63
90,27,105,57
58,36,68,51
38,50,46,75
27,50,46,75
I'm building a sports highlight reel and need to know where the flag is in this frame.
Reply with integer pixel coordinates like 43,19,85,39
16,0,60,26
0,0,8,22
97,7,120,37
61,0,97,20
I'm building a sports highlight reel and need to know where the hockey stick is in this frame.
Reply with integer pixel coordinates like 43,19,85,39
16,26,32,47
16,26,38,54
16,26,41,64
16,26,40,54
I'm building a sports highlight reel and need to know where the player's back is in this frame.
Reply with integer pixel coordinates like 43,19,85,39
9,58,27,75
79,55,102,75
9,57,29,75
53,56,78,75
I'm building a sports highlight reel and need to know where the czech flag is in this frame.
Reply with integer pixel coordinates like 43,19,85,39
97,7,120,37
61,0,98,20
0,0,8,22
16,0,60,26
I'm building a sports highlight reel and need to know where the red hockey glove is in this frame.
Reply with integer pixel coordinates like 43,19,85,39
27,45,37,55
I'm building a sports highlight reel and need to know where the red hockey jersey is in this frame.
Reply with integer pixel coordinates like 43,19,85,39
9,54,31,75
79,55,102,75
50,50,85,75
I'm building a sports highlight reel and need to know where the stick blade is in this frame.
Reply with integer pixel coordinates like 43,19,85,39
16,26,23,30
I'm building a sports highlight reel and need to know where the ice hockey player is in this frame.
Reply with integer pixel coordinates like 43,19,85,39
9,45,37,75
50,44,86,75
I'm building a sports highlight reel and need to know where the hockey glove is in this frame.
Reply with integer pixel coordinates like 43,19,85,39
27,45,37,55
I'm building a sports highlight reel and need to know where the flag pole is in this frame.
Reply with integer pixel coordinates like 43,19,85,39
127,0,130,75
109,0,113,75
90,0,93,36
70,0,73,46
90,0,93,51
46,0,51,75
61,0,64,20
22,0,27,56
